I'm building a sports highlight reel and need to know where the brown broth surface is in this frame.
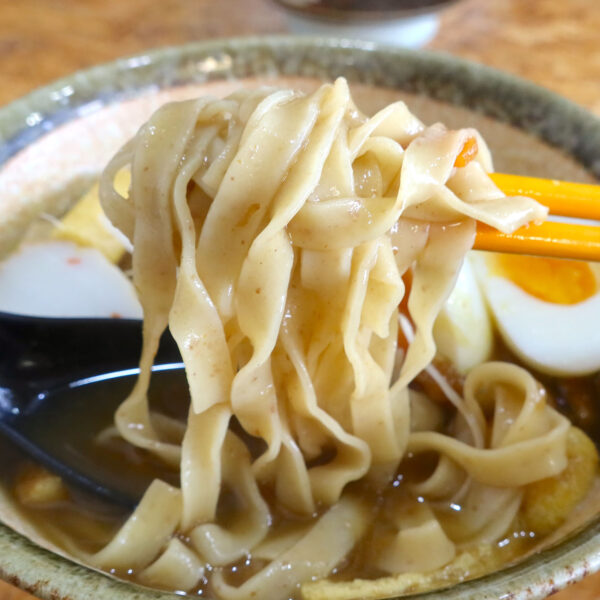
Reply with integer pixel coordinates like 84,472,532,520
1,356,593,596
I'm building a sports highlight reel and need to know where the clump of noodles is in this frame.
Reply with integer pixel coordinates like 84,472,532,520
91,78,570,599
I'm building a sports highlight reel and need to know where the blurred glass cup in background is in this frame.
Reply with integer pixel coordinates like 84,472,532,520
273,0,458,47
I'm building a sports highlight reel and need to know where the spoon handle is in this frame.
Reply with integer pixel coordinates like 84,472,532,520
0,418,139,508
0,312,180,389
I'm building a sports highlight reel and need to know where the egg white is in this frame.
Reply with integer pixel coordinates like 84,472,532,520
433,257,493,374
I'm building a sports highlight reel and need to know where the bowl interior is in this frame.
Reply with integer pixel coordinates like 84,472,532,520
0,37,599,600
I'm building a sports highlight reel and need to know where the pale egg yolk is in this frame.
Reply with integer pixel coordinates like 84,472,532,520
496,255,597,305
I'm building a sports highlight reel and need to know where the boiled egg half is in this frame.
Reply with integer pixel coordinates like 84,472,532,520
471,252,600,377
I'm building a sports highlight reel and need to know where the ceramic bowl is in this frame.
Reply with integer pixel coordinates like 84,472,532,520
272,0,459,47
1,36,600,600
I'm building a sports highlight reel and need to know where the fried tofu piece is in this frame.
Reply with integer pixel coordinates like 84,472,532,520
52,169,131,263
521,426,598,536
15,465,68,506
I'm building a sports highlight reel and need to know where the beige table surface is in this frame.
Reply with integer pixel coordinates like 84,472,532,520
1,0,600,598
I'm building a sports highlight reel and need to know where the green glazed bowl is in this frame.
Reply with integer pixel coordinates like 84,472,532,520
1,36,600,600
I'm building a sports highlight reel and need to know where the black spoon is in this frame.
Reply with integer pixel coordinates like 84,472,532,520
0,311,184,509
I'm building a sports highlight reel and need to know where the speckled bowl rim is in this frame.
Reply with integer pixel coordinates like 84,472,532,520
1,35,600,600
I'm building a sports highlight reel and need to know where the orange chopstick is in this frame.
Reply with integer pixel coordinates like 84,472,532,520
475,221,600,261
489,173,600,220
473,173,600,261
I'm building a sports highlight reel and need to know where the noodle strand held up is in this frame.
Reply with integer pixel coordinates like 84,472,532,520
94,79,571,599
